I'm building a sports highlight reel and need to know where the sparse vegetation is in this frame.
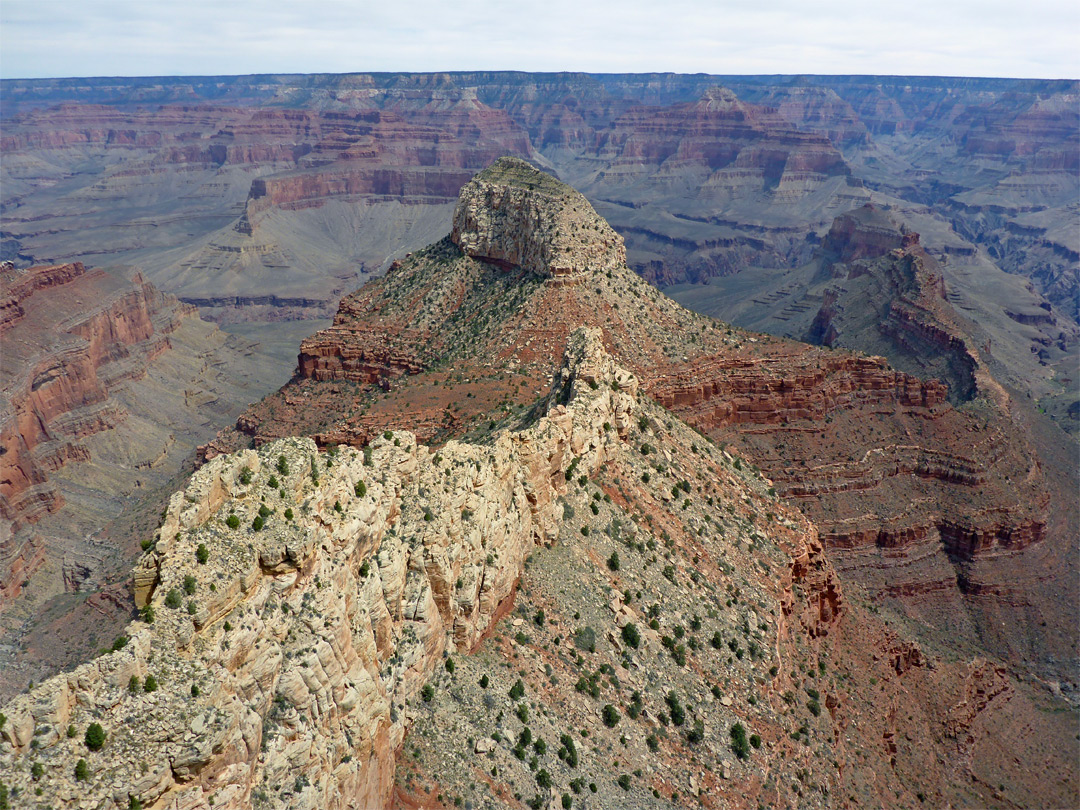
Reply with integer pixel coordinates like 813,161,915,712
84,723,106,751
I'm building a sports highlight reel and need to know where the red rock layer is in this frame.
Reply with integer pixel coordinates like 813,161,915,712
648,353,947,425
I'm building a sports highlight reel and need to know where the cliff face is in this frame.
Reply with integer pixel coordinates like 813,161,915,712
810,205,980,402
0,264,183,594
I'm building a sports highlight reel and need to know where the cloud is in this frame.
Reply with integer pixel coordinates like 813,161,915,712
1,0,1077,79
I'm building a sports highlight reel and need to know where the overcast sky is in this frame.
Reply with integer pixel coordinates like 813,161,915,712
1,0,1077,80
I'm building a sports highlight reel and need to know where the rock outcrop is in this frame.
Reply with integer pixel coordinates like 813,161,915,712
451,157,626,279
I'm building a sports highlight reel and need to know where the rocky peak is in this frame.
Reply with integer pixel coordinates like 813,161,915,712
450,156,626,279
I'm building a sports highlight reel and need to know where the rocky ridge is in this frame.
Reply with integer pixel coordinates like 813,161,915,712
0,328,845,809
236,163,1049,604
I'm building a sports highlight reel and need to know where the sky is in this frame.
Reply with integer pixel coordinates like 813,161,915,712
1,0,1077,81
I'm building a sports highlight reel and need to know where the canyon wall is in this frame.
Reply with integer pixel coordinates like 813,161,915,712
0,263,187,597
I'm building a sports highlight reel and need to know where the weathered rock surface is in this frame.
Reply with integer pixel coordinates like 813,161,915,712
451,157,626,279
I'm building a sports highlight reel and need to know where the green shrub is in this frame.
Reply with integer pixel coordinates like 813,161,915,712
277,455,289,475
686,720,705,744
508,679,525,701
730,722,750,760
620,623,640,649
479,674,489,689
558,734,579,768
226,514,240,530
516,704,529,723
66,724,76,738
259,504,271,518
617,774,631,791
238,467,252,485
196,544,209,564
74,759,89,781
164,589,181,609
646,733,659,752
601,704,620,727
665,692,685,726
128,675,140,693
749,733,762,749
251,516,264,531
183,575,197,595
355,481,367,497
191,684,201,698
421,684,434,702
31,762,43,780
84,723,106,751
144,675,157,693
284,508,294,521
580,525,589,537
607,551,620,571
187,601,197,616
444,657,455,674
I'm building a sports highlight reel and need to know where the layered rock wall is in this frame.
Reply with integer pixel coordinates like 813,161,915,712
0,265,190,599
648,353,947,428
